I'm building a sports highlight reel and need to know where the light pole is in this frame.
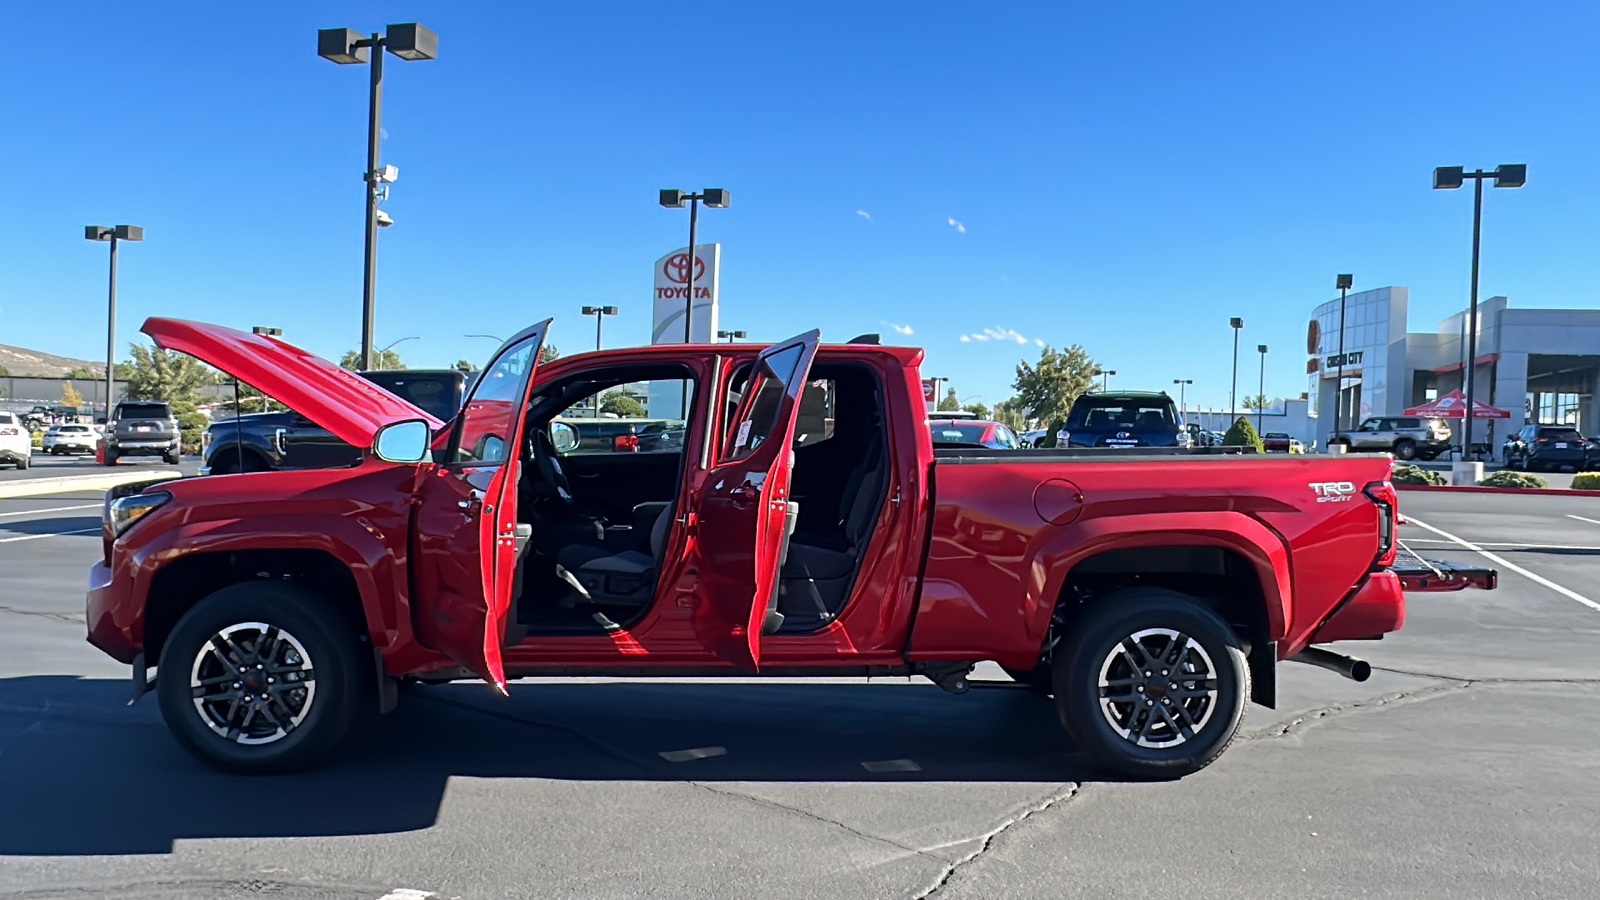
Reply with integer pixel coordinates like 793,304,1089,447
374,336,418,370
1256,344,1268,433
717,330,746,343
318,23,438,371
930,376,949,411
658,188,730,343
1173,378,1192,430
1434,163,1526,459
1229,317,1244,421
581,306,618,351
1094,369,1116,391
465,333,503,343
252,327,283,410
1334,273,1353,438
84,225,143,420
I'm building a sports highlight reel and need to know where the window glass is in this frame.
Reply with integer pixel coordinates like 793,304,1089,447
553,378,695,456
454,338,538,465
932,422,990,444
724,344,805,462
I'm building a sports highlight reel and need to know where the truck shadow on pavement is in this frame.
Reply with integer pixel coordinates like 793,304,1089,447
0,675,1105,856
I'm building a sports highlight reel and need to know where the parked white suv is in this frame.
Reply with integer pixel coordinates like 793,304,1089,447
0,412,33,469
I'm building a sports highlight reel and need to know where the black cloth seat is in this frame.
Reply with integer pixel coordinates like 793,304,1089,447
778,429,885,628
556,501,674,605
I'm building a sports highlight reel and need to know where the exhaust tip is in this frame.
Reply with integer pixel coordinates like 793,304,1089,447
1349,659,1372,682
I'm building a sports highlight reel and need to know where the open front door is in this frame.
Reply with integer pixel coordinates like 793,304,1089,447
693,330,822,668
411,321,550,692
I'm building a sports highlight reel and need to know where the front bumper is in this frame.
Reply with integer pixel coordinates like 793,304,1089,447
86,560,140,664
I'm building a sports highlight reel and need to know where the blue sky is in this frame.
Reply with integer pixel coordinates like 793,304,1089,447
1,1,1597,411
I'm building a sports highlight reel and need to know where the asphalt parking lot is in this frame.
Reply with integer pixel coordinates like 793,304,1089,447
1,483,1597,899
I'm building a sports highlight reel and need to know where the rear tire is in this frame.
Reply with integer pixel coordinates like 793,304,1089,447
164,449,181,465
16,455,29,470
1053,588,1248,780
156,582,368,774
1392,439,1416,461
103,448,119,466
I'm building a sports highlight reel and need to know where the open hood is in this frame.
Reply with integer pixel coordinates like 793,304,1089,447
141,318,444,449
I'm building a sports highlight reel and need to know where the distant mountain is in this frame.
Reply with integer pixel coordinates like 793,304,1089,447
0,343,102,378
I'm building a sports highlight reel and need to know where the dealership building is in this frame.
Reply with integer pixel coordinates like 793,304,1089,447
1308,287,1600,446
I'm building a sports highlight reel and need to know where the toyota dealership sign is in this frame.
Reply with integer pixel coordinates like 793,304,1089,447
652,244,721,345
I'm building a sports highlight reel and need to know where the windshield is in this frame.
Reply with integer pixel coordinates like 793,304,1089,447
1264,432,1290,439
361,372,459,422
1066,399,1176,432
1539,428,1582,439
931,422,990,443
116,403,169,419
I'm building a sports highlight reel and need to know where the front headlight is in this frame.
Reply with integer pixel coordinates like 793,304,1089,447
106,492,171,537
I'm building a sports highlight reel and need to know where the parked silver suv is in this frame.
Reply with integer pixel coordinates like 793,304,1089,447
1328,416,1451,461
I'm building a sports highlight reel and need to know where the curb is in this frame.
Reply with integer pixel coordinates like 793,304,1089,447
1395,483,1600,497
0,470,182,500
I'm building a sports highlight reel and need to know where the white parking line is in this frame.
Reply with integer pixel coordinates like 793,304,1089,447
1405,537,1600,551
1407,516,1600,613
0,503,101,519
0,527,100,543
1566,514,1600,526
374,890,438,900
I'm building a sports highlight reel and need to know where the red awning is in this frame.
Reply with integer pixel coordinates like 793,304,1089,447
1405,389,1511,419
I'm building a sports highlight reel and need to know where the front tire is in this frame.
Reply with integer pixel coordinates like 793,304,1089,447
157,582,368,774
1053,588,1248,780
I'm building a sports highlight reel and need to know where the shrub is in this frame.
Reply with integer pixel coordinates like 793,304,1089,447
1479,470,1548,489
1391,464,1446,486
1221,417,1264,454
170,401,209,455
1570,472,1600,491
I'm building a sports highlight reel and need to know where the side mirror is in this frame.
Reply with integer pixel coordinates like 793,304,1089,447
372,420,432,464
550,421,579,453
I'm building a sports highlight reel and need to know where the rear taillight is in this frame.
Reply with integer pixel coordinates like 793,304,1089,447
0,427,17,436
1365,480,1397,568
613,434,639,452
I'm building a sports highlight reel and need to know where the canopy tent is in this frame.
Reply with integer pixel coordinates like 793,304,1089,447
1404,389,1510,419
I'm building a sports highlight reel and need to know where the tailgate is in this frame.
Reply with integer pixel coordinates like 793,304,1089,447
1392,544,1497,592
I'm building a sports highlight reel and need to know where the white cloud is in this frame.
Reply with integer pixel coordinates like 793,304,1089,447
947,217,966,234
960,325,1035,345
855,209,872,221
883,321,914,335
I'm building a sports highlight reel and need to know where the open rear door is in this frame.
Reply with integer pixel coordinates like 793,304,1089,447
411,321,550,692
692,330,822,668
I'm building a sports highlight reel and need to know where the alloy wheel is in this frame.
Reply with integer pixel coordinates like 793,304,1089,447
1097,627,1218,748
190,622,317,745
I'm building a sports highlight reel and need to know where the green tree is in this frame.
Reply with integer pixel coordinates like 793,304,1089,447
60,381,84,409
540,344,560,364
599,389,646,417
1242,394,1269,411
1222,416,1265,453
455,359,476,373
340,348,405,371
1013,344,1100,445
169,400,210,454
123,343,215,404
991,398,1027,431
63,365,99,380
962,401,990,420
937,386,960,411
0,363,8,377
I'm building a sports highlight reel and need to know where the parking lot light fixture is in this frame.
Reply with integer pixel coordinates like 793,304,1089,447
581,306,619,351
318,23,438,371
85,224,143,420
1334,274,1353,438
1434,163,1526,459
658,188,730,343
1229,317,1244,421
717,330,746,343
1257,344,1268,434
1173,379,1193,431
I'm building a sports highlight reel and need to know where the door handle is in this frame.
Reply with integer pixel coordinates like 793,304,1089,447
458,488,486,511
732,481,760,504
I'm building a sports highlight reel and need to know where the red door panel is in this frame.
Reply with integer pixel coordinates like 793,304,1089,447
692,330,821,668
411,321,550,690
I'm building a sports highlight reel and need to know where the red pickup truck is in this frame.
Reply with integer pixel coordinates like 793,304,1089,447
87,319,1494,779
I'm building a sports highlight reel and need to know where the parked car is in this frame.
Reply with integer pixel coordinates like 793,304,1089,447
928,418,1023,449
1502,424,1587,472
1261,432,1304,454
1327,416,1451,461
1056,391,1181,449
0,412,32,469
43,423,100,455
89,317,1494,779
200,368,468,474
103,400,181,465
1020,428,1051,448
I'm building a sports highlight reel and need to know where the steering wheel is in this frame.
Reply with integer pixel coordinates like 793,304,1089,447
530,428,573,503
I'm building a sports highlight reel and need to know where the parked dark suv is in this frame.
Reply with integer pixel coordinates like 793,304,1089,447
1056,391,1181,449
1503,424,1587,472
103,400,180,465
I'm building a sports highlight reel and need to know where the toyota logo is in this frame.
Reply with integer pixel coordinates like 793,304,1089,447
663,254,706,285
1116,431,1130,439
